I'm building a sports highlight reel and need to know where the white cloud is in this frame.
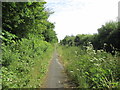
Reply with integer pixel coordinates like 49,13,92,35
45,0,119,41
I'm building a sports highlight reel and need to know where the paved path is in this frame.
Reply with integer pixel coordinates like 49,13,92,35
44,49,67,88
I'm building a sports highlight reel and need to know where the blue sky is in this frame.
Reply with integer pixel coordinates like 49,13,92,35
45,0,119,41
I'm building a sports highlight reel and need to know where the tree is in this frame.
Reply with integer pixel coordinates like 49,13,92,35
74,36,80,46
2,2,58,43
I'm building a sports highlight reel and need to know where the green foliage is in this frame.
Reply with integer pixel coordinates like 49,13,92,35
60,35,75,46
96,21,120,52
2,2,58,42
2,38,54,88
2,1,58,89
2,30,18,44
58,43,120,89
60,21,120,54
60,34,94,47
74,36,80,46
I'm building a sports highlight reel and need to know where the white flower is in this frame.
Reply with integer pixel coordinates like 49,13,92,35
70,71,73,73
94,63,100,66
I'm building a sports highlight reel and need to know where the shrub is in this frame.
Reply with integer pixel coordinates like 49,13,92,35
2,38,54,88
58,43,120,88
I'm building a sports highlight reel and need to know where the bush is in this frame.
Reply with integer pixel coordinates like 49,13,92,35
58,43,120,88
2,38,54,88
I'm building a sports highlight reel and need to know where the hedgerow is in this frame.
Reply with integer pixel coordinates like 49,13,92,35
2,38,54,88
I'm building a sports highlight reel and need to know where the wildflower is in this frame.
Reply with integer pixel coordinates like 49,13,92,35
7,78,12,81
70,71,73,73
90,59,93,62
97,50,101,53
94,63,100,66
100,49,104,52
93,50,96,54
104,43,107,46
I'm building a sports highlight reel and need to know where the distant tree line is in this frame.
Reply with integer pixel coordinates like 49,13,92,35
60,21,120,54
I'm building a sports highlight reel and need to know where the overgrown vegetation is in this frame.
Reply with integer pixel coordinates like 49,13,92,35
2,1,58,88
59,21,120,89
2,39,54,88
58,44,120,88
1,1,120,89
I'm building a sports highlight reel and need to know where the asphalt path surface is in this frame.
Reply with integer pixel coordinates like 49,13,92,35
44,49,67,88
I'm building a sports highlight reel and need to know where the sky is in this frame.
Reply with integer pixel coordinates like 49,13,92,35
45,0,119,41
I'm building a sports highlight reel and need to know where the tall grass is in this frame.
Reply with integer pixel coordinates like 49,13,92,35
2,38,54,88
58,43,120,89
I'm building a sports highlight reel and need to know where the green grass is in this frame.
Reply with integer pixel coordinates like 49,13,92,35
58,43,120,89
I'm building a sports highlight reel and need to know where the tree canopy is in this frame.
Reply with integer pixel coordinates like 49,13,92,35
2,2,58,43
